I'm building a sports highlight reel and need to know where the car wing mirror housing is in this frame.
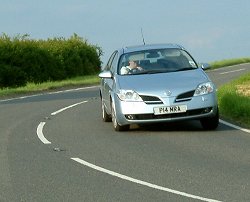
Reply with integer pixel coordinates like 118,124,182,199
98,71,113,78
200,63,211,70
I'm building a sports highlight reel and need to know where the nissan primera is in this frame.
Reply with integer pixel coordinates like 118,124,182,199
99,44,219,131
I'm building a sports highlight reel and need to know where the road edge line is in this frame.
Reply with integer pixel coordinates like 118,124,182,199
219,119,250,134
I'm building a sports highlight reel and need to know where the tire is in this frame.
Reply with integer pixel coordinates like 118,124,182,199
111,101,129,131
101,98,111,122
200,108,219,130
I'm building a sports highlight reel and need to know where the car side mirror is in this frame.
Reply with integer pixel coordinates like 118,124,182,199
98,71,113,79
200,63,210,70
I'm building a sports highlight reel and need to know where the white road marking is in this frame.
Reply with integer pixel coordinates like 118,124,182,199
0,85,99,103
47,86,99,95
219,119,250,134
219,68,245,75
36,122,51,144
71,157,222,202
0,93,44,103
37,100,89,144
51,100,88,115
31,92,247,201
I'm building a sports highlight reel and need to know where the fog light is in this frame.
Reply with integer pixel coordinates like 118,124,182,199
126,115,134,120
204,108,212,113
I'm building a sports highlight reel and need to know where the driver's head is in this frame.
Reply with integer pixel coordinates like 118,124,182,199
129,60,137,68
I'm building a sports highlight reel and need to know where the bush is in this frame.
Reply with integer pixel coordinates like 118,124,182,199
0,64,27,88
0,33,102,87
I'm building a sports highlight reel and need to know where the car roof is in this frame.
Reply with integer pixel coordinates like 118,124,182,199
120,43,185,54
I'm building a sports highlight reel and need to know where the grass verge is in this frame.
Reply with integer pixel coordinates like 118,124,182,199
210,57,250,69
217,73,250,128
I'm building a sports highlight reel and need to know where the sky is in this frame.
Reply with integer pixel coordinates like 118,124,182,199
1,0,250,65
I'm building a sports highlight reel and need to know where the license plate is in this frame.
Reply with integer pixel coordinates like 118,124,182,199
154,105,187,115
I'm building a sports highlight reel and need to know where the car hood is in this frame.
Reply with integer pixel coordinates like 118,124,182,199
116,69,210,97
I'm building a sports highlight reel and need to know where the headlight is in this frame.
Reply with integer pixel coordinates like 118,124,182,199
194,82,214,96
117,90,143,101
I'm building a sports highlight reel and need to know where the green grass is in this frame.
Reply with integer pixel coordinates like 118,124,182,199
218,73,250,128
0,75,100,98
210,57,250,69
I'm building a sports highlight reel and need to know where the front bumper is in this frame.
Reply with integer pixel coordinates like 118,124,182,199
113,93,218,125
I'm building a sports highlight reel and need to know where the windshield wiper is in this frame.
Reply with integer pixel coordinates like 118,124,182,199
134,69,170,75
132,67,196,75
174,67,197,72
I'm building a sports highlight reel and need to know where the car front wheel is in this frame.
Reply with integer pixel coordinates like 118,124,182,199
111,101,129,131
200,108,219,130
101,98,111,122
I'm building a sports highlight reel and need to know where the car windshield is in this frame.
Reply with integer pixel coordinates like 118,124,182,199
118,48,198,75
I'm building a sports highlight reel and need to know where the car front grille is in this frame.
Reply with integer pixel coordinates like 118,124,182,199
140,95,163,104
175,90,195,102
140,90,195,105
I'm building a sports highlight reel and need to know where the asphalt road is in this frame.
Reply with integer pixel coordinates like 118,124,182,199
0,64,250,202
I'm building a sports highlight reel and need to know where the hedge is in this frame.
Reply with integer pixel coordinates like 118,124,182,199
0,33,102,88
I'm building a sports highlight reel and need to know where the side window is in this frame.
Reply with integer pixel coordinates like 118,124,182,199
104,51,117,71
110,52,118,73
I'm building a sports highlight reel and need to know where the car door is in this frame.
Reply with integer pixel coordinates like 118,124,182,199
101,51,118,114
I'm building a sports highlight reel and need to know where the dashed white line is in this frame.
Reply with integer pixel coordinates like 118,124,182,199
37,100,89,144
71,157,222,202
219,68,245,75
51,100,88,115
37,122,51,144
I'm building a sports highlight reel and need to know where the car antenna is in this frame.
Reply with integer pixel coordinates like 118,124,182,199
141,28,146,45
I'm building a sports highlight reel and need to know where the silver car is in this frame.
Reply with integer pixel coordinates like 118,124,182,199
99,44,219,131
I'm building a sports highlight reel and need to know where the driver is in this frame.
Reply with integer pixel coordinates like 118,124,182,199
120,60,143,75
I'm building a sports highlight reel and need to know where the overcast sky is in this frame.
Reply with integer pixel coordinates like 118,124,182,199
1,0,250,65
